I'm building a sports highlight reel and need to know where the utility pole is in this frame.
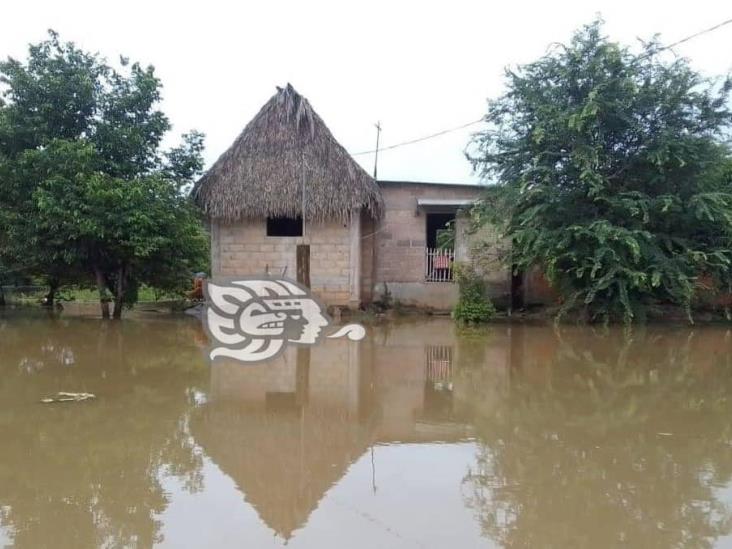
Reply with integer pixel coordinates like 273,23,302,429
373,121,381,180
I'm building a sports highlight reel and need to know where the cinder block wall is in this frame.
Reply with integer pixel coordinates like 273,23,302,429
207,183,511,310
456,216,512,306
374,183,483,283
211,218,353,305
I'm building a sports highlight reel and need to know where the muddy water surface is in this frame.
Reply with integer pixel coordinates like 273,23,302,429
1,308,731,548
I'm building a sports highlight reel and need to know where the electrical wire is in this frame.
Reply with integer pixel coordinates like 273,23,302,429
350,119,483,156
645,17,732,56
350,17,732,158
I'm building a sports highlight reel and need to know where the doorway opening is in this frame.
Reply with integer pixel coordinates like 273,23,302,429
425,212,456,282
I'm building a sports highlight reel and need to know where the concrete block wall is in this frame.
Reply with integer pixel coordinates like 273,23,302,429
207,182,511,310
374,183,483,284
456,215,511,305
211,218,353,305
372,182,509,309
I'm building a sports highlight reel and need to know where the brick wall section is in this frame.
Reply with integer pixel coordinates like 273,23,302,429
374,183,484,283
211,218,353,305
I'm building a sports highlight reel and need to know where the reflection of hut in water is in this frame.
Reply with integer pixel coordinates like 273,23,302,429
191,342,372,540
191,402,371,540
192,321,510,539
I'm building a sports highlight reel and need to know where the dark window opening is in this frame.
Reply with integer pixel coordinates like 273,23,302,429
426,212,455,248
267,216,303,237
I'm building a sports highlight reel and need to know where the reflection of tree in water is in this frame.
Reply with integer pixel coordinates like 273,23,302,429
0,313,209,548
462,327,732,548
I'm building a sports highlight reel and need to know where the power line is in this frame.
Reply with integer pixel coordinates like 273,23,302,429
350,17,732,158
351,118,482,156
652,17,732,55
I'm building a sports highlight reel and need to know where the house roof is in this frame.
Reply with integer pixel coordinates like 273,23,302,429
192,84,384,222
377,179,486,189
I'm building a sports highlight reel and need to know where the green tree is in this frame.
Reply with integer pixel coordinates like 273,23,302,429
0,31,208,317
0,260,9,306
470,20,732,322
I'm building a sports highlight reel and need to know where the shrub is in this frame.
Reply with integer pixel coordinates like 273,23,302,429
453,264,496,323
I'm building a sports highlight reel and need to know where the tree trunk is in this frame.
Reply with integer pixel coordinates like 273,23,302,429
43,280,59,308
112,266,127,320
0,286,5,307
95,267,110,319
112,298,123,319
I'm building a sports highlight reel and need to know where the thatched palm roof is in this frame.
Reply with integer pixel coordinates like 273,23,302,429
192,84,383,222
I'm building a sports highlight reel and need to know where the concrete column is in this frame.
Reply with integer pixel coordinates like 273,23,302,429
454,214,470,263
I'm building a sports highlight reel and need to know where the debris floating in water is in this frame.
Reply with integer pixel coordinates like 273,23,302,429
41,392,96,404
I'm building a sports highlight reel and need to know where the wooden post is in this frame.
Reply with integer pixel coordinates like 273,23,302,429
349,210,362,306
296,244,310,288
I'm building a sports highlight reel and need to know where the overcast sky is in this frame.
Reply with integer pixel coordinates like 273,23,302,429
1,1,730,184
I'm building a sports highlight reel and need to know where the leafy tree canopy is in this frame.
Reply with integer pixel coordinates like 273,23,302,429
470,20,732,322
0,31,208,317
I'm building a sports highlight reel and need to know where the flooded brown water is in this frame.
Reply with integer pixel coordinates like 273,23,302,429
1,308,731,548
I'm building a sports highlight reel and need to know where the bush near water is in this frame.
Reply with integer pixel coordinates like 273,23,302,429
453,264,496,323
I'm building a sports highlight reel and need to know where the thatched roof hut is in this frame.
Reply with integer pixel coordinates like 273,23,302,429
192,84,383,223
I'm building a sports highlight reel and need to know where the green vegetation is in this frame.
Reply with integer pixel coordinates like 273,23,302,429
453,263,496,323
6,285,180,305
436,219,456,250
470,20,732,323
0,31,208,318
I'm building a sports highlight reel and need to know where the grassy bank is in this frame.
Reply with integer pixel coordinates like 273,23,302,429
4,285,181,305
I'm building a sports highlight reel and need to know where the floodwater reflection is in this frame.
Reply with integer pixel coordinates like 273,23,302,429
0,309,731,548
